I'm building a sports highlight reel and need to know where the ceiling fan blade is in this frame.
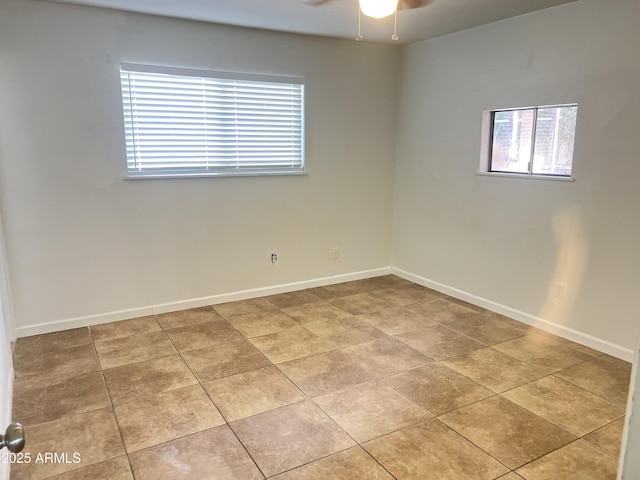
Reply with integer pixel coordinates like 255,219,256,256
399,0,431,10
306,0,430,10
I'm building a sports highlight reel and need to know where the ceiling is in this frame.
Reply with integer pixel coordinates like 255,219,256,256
45,0,580,45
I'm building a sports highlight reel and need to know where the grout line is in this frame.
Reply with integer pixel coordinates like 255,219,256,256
92,333,137,479
579,423,625,461
428,417,513,473
167,310,278,479
224,423,269,479
547,373,628,407
359,447,400,480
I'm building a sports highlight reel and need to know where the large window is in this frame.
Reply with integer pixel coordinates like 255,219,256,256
480,104,577,178
120,64,305,178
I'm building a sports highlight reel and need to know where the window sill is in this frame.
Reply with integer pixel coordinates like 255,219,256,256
476,172,575,182
124,171,308,180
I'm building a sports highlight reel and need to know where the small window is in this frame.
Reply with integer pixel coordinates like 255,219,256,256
120,64,305,178
480,104,577,178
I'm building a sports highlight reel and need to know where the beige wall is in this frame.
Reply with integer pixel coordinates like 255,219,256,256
0,0,397,333
392,0,640,354
1,0,639,358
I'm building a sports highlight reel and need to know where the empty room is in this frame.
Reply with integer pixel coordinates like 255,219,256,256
0,0,639,478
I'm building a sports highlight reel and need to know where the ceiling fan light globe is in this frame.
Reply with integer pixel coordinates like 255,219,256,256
359,0,399,18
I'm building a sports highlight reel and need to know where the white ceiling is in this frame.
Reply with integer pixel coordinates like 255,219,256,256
45,0,580,45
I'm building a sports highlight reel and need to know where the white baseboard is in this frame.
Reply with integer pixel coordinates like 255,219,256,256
16,264,633,362
392,267,635,362
15,267,392,338
16,306,155,338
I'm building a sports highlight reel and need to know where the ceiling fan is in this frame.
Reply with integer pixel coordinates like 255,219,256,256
309,0,430,18
308,0,431,40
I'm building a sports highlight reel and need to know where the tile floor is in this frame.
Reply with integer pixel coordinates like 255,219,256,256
10,275,631,479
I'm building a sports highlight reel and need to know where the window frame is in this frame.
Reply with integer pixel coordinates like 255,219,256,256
120,63,306,179
479,103,577,182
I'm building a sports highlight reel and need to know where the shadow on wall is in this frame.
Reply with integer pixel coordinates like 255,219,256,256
536,207,588,330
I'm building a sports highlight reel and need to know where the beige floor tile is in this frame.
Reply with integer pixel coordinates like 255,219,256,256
13,344,99,388
304,316,387,348
309,280,376,300
361,275,414,290
363,419,508,480
13,328,92,358
555,355,632,406
204,366,305,421
384,363,493,415
314,381,431,442
341,337,433,378
155,306,223,330
445,313,527,345
12,280,626,480
248,326,332,364
103,354,197,404
446,297,489,313
271,447,394,479
231,400,355,477
555,337,603,357
181,340,271,382
94,331,177,369
484,312,530,330
265,289,324,309
11,409,125,480
129,425,263,480
492,333,594,372
439,396,575,469
358,306,436,335
441,347,553,393
583,417,625,458
330,292,396,315
405,298,476,324
282,301,353,325
90,316,161,342
214,297,277,318
226,310,299,338
515,440,618,480
278,350,374,397
49,456,133,480
598,353,629,365
501,375,625,436
517,325,562,339
370,285,441,306
114,385,224,452
164,320,243,352
13,371,110,426
394,324,486,360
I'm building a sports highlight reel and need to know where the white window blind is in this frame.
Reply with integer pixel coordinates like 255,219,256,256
120,64,305,177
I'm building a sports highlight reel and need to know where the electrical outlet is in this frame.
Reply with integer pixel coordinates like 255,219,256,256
553,282,567,299
270,252,278,265
331,247,340,260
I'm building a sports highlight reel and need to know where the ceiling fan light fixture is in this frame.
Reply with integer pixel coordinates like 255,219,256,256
359,0,399,19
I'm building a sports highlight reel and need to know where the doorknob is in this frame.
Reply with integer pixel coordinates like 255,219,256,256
0,423,25,453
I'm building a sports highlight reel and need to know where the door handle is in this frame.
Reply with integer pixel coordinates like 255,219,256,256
0,423,25,453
